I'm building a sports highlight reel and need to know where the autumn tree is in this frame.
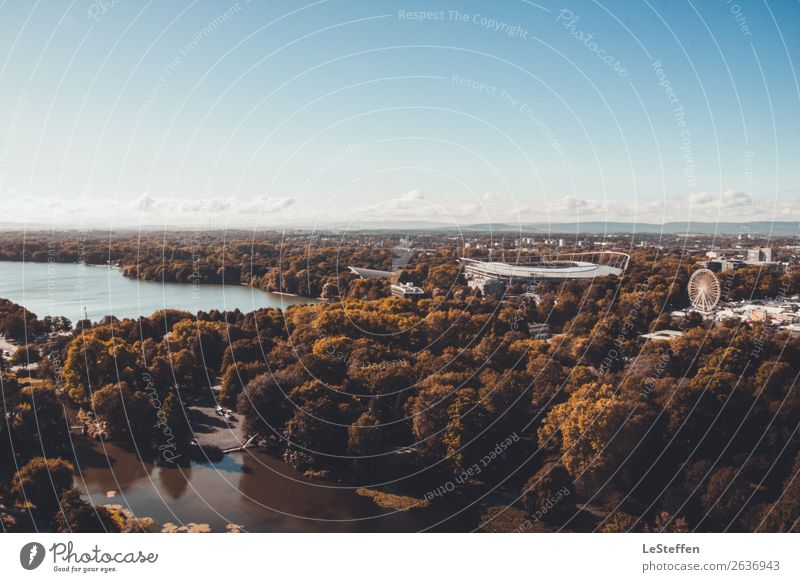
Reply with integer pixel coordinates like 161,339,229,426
539,383,652,493
521,461,575,525
63,331,139,404
282,381,359,471
11,457,74,517
10,386,70,459
10,346,41,367
238,371,298,442
91,382,156,443
54,489,120,532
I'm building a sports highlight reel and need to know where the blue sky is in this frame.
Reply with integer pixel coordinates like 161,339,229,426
0,0,798,228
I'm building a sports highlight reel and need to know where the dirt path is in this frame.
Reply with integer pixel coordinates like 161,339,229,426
182,394,245,451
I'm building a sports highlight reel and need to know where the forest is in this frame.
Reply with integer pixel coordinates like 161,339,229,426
1,242,799,532
0,231,408,298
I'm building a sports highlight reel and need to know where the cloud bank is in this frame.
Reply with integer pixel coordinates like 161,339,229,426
0,189,795,229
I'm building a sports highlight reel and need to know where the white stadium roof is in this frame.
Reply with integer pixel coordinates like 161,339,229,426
460,252,629,281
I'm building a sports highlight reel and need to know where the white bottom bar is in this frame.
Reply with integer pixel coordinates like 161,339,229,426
1,533,797,581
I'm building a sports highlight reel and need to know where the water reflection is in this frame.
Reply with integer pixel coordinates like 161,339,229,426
159,465,191,500
74,441,477,532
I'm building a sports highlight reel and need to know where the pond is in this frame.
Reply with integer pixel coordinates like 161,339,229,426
74,441,475,532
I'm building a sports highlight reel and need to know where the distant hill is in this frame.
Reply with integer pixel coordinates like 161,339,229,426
2,220,798,236
328,220,800,235
324,220,458,231
515,221,799,235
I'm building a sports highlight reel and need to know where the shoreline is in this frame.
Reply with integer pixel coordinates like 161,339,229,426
0,259,320,301
0,261,318,324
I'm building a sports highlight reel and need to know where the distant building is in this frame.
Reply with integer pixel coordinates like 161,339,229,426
701,259,742,272
391,282,425,299
461,253,630,284
528,322,551,340
641,329,684,342
746,247,775,263
467,277,506,297
704,247,775,265
348,266,395,279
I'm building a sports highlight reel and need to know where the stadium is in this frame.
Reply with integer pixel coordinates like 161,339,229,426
460,251,631,284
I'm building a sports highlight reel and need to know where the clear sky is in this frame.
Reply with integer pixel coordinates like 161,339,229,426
0,0,798,228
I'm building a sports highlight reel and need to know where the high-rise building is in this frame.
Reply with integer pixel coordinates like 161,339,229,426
746,247,775,263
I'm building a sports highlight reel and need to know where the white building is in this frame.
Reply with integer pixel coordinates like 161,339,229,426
390,282,425,299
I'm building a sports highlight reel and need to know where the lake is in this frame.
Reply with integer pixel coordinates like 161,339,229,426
0,260,313,323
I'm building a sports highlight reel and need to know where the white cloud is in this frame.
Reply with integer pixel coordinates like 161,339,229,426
0,194,302,227
688,189,752,210
774,199,800,218
0,188,796,228
552,195,618,216
251,196,296,214
135,193,159,212
181,197,234,213
399,189,424,201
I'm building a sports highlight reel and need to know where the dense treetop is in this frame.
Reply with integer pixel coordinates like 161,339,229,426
1,238,799,532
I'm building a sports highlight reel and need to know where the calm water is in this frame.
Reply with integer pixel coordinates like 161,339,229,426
0,260,312,323
74,442,471,532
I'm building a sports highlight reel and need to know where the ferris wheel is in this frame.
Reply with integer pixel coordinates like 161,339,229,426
688,268,721,313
